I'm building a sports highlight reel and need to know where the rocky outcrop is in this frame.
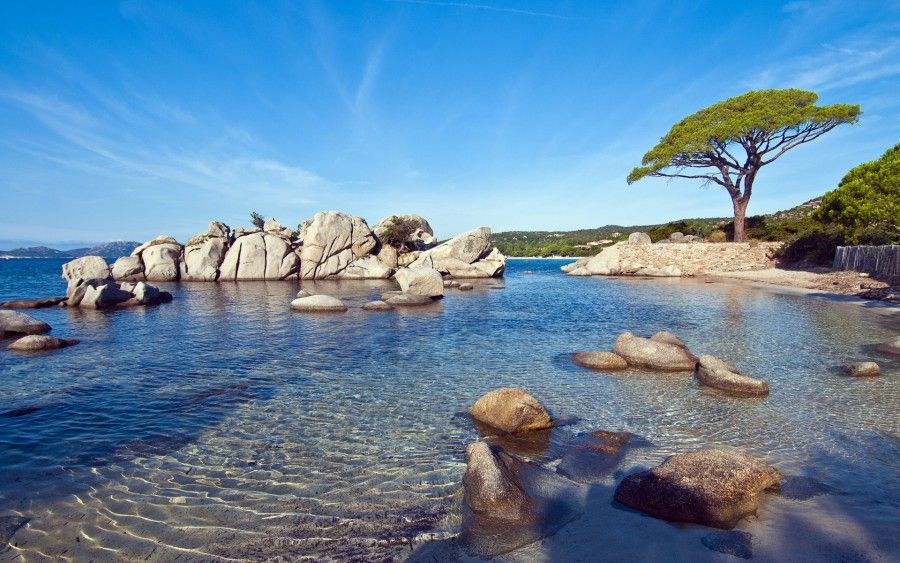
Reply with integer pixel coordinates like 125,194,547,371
410,227,506,278
572,351,628,371
613,448,782,529
695,355,770,396
0,310,51,337
372,214,436,251
109,212,505,282
300,212,378,279
8,335,78,352
67,279,171,309
842,362,881,377
290,294,347,312
394,267,444,297
469,388,553,434
463,441,532,522
612,331,697,371
564,241,780,278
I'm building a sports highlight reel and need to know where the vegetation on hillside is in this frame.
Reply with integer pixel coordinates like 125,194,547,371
627,89,860,241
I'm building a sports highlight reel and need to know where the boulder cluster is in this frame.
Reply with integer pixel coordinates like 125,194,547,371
106,212,506,283
63,255,172,309
0,310,78,353
573,330,771,397
460,386,783,557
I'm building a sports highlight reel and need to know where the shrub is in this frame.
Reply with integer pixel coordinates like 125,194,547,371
250,211,265,229
776,226,847,266
707,230,727,242
380,216,421,249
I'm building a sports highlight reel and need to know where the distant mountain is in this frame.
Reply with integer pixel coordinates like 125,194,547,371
0,241,140,259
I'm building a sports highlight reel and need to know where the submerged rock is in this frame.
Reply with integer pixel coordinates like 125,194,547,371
842,362,881,377
362,300,394,312
463,441,532,522
572,351,628,371
0,297,66,309
612,331,696,371
695,355,770,396
614,448,782,529
8,335,79,352
874,336,900,357
557,430,635,482
0,310,52,337
290,295,348,312
384,293,434,306
458,282,474,291
469,388,553,434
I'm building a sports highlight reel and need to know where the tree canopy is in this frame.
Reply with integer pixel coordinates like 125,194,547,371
813,143,900,236
627,88,860,241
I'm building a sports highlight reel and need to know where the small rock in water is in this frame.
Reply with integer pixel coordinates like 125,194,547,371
779,475,832,500
701,530,753,559
613,448,782,529
8,335,79,352
463,441,532,522
557,430,635,482
469,388,553,434
695,355,770,396
0,310,52,337
459,282,474,291
572,351,628,371
296,289,311,298
612,331,696,371
362,300,394,312
384,294,433,307
842,362,881,377
290,295,347,312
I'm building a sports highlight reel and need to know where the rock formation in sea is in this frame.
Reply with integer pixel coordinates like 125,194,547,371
100,211,506,283
61,256,172,309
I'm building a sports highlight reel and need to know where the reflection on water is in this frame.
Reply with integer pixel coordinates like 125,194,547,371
0,259,897,560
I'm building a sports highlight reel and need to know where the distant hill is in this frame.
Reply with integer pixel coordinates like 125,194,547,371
493,198,822,257
0,241,140,259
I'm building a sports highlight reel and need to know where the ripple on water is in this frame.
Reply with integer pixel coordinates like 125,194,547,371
0,259,897,560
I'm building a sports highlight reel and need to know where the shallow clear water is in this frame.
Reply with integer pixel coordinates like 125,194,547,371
0,258,897,561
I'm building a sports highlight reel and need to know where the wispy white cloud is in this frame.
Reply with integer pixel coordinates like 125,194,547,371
386,0,573,20
744,36,900,92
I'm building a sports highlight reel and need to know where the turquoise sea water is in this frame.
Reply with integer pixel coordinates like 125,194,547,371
0,258,897,561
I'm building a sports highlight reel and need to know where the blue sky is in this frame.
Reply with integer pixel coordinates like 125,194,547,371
1,0,898,247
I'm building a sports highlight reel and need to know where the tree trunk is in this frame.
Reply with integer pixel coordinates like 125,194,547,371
732,197,748,242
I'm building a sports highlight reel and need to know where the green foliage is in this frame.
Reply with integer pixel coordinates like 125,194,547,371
379,215,422,249
776,226,848,265
628,89,860,183
813,143,900,237
646,220,714,242
249,211,265,229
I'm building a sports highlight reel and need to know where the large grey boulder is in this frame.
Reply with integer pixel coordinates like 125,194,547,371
372,214,437,250
111,255,144,281
394,267,444,297
290,294,348,312
80,283,134,309
218,232,299,280
695,355,770,396
300,211,378,279
181,221,231,281
566,243,623,276
628,232,652,245
469,388,553,434
132,236,182,282
0,310,51,337
612,331,696,371
8,335,78,352
614,448,782,529
339,255,393,279
464,441,532,522
62,256,111,285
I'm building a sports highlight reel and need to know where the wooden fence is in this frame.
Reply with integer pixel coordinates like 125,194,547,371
833,245,900,280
